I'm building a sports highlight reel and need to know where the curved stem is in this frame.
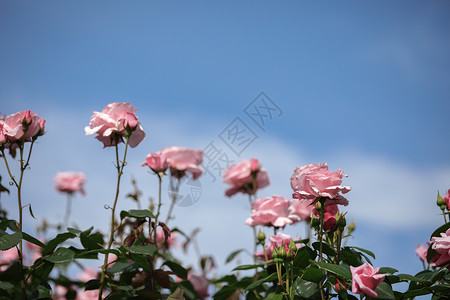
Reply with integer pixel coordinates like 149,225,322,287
98,136,130,299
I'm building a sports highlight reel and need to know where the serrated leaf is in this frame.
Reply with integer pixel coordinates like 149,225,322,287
129,253,151,272
120,209,155,220
398,273,426,283
293,246,316,269
164,260,187,279
42,232,76,255
225,248,246,264
22,232,46,248
293,278,319,298
313,261,352,281
126,244,157,256
0,231,22,250
36,284,52,298
232,264,264,271
349,246,376,259
302,267,323,283
43,247,75,264
108,260,139,275
379,267,398,275
431,222,450,239
67,227,82,235
312,242,337,257
245,272,278,291
374,281,395,299
80,232,104,250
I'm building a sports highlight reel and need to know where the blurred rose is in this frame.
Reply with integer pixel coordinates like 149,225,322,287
77,267,99,282
415,243,429,262
223,158,270,197
289,199,314,222
77,289,103,300
161,146,203,179
188,273,209,299
84,102,145,148
54,172,87,195
290,162,350,203
156,229,177,249
141,151,168,173
431,228,450,267
246,195,298,228
444,189,450,210
0,248,19,271
351,263,385,298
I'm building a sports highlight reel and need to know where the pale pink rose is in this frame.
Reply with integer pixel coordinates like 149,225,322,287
77,267,99,282
0,123,6,145
444,189,450,210
156,230,178,249
290,162,351,202
107,253,118,268
289,199,314,222
431,228,450,267
188,273,209,299
26,239,44,265
141,151,168,173
161,146,203,179
0,248,20,271
255,232,301,260
223,158,270,197
350,263,385,298
246,196,299,228
54,172,87,195
0,110,46,145
84,102,145,148
52,285,68,300
415,244,429,263
77,289,103,300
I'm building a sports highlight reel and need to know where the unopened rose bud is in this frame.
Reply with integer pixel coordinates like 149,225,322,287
347,222,356,235
437,191,446,208
336,214,346,231
257,230,266,244
21,110,32,125
441,204,446,211
250,158,261,172
280,245,287,259
315,201,322,212
311,214,320,229
124,112,138,133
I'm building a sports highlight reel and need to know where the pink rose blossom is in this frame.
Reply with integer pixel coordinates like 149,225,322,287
77,289,103,300
255,232,301,261
0,248,19,271
0,123,6,145
431,228,450,267
444,189,450,210
188,273,210,299
223,158,270,197
313,203,339,231
156,229,178,249
84,102,145,148
141,151,168,173
52,285,68,300
351,263,385,298
0,110,46,146
161,146,203,179
290,162,351,203
246,196,299,228
54,172,87,195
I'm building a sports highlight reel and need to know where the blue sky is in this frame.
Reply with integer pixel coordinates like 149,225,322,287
1,0,450,291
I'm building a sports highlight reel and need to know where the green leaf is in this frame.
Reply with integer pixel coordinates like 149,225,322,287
22,232,46,248
80,232,104,250
0,231,22,250
312,242,337,257
213,285,238,300
293,246,316,269
379,267,398,275
349,246,376,259
126,244,157,256
302,267,323,283
163,260,187,279
374,282,395,299
211,275,237,285
225,248,246,264
42,232,76,256
403,287,432,298
397,273,427,283
67,227,82,235
28,204,36,219
293,278,319,298
107,260,139,275
129,253,151,272
232,264,265,271
340,247,363,266
430,267,448,283
74,248,120,260
0,282,13,289
43,247,75,264
430,222,450,239
313,262,352,281
120,209,155,220
245,272,278,291
168,287,184,300
36,284,52,299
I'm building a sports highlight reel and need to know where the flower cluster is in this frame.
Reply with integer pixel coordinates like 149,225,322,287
223,158,269,197
0,110,46,149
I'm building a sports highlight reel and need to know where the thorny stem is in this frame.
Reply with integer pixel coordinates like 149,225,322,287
98,136,130,299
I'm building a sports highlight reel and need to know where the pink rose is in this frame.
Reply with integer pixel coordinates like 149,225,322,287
431,228,450,267
289,199,314,222
141,151,168,173
290,162,351,202
54,172,87,195
351,263,385,298
84,102,145,148
77,267,99,282
188,273,209,299
444,189,450,210
156,229,178,249
161,146,203,179
0,110,46,146
223,158,270,197
77,289,103,300
0,123,6,146
53,285,68,300
0,248,19,271
246,196,299,228
255,232,301,261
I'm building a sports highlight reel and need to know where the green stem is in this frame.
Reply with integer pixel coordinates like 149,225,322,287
165,178,180,224
317,199,325,300
248,195,257,265
64,194,73,228
443,211,448,224
98,136,130,299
